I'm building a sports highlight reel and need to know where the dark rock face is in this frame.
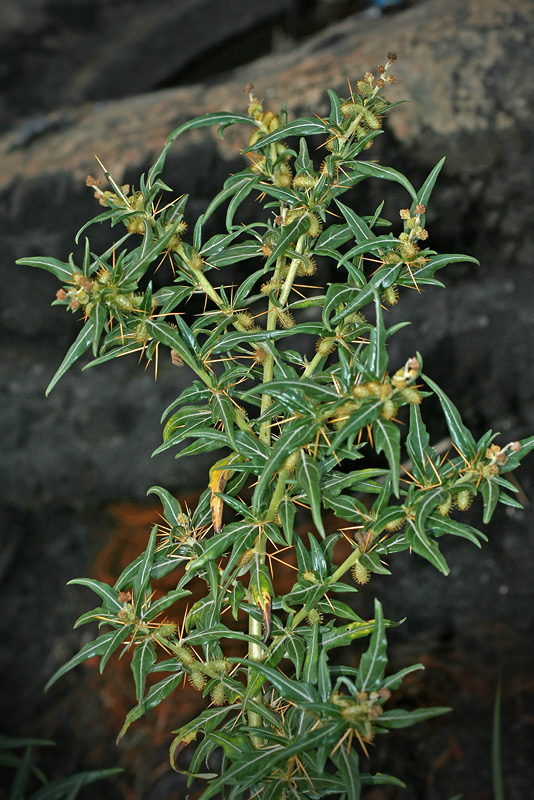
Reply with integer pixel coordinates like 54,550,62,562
1,0,533,797
0,0,295,132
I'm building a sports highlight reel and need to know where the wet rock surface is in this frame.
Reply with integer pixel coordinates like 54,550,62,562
1,0,533,797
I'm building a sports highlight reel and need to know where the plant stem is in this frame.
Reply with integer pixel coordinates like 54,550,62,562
290,547,363,630
247,235,307,741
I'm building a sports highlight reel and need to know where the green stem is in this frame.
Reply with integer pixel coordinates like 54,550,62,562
301,349,325,379
266,468,290,521
247,234,307,742
290,547,363,630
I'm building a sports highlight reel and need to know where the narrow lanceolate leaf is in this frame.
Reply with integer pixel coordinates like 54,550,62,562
422,373,477,460
406,404,432,486
334,199,375,243
147,486,186,528
480,476,500,523
351,161,417,200
427,515,487,547
99,623,135,673
265,214,311,268
67,578,122,613
296,452,325,537
199,721,345,800
145,319,200,374
118,216,186,287
333,745,361,800
374,418,401,497
356,599,387,693
16,255,74,282
232,658,319,704
330,398,383,452
45,630,120,691
406,517,450,575
131,640,157,702
243,117,327,153
252,418,321,513
412,157,446,220
117,671,185,742
133,525,158,613
45,319,96,395
211,391,237,450
32,769,124,800
377,706,451,729
368,292,388,377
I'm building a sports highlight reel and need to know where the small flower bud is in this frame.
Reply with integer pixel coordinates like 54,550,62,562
456,489,474,511
400,209,411,219
56,288,67,301
188,669,206,691
510,441,521,452
415,204,426,215
381,286,399,306
387,52,397,62
210,682,227,706
307,608,323,625
381,399,397,420
352,560,371,585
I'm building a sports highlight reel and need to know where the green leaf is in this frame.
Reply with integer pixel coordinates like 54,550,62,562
352,161,417,200
147,486,186,528
67,578,122,613
296,453,325,538
368,292,388,377
133,525,158,612
333,745,361,800
406,517,449,575
32,769,123,800
9,743,32,800
131,640,156,702
198,721,344,800
265,214,311,268
225,175,260,230
480,477,500,523
428,514,487,547
46,319,96,395
252,418,321,513
16,255,74,282
373,419,400,498
45,631,120,691
145,318,200,374
211,391,237,449
144,588,191,620
422,373,477,461
330,398,383,451
406,404,433,486
118,216,186,288
413,157,446,221
243,117,327,153
356,599,387,693
321,620,377,650
232,658,319,704
117,671,185,741
377,706,451,729
302,620,319,684
100,623,135,673
278,497,296,545
334,199,375,243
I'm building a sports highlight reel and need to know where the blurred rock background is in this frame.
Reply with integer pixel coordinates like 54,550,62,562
1,0,533,798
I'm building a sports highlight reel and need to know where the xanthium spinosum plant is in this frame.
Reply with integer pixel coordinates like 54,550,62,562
18,54,533,798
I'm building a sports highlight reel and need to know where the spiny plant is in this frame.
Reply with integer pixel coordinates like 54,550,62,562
18,53,533,798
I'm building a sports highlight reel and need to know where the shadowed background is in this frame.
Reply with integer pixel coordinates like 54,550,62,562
1,1,533,798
